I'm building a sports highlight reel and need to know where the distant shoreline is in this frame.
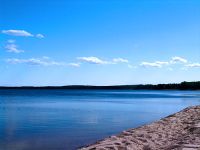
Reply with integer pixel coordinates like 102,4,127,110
80,105,200,150
0,81,200,90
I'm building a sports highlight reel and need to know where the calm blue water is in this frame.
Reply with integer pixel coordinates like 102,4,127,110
0,90,200,150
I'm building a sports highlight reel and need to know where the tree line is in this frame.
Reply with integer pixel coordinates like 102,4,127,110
0,81,200,90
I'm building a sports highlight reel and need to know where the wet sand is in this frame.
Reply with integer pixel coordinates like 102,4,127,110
80,105,200,150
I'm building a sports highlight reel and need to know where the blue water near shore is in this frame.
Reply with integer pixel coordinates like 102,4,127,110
0,90,200,150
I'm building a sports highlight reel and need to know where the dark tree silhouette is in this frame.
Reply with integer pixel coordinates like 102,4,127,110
0,81,200,90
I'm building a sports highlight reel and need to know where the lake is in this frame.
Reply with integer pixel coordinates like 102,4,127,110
0,90,200,150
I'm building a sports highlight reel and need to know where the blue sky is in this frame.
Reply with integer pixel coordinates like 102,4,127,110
0,0,200,86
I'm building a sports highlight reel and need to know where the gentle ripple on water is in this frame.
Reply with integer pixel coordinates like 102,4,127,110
0,90,200,150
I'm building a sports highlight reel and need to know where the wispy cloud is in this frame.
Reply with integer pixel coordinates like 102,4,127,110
155,61,169,65
6,57,80,68
170,56,187,64
77,56,130,65
36,34,45,38
68,63,81,67
6,58,65,66
77,56,109,64
4,40,24,53
140,56,188,69
5,44,24,53
113,58,129,63
5,55,198,70
140,62,162,68
2,30,33,37
6,58,61,66
185,63,200,68
2,29,45,38
140,61,169,68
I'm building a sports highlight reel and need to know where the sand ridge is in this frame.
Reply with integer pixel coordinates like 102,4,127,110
80,105,200,150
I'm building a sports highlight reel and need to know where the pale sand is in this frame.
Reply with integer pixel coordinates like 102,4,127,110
80,105,200,150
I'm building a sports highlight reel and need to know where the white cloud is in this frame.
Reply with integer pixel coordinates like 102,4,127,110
185,63,200,68
36,34,44,38
77,56,108,64
6,57,81,68
77,57,129,65
140,62,162,68
170,56,187,64
68,63,80,67
2,30,45,39
140,57,188,69
113,58,129,63
154,61,169,65
140,61,169,68
6,58,23,64
2,30,33,37
5,44,24,53
6,58,66,66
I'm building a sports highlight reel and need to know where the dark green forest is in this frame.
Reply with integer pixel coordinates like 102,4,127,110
0,81,200,90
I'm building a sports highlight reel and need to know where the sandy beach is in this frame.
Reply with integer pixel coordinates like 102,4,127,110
80,105,200,150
